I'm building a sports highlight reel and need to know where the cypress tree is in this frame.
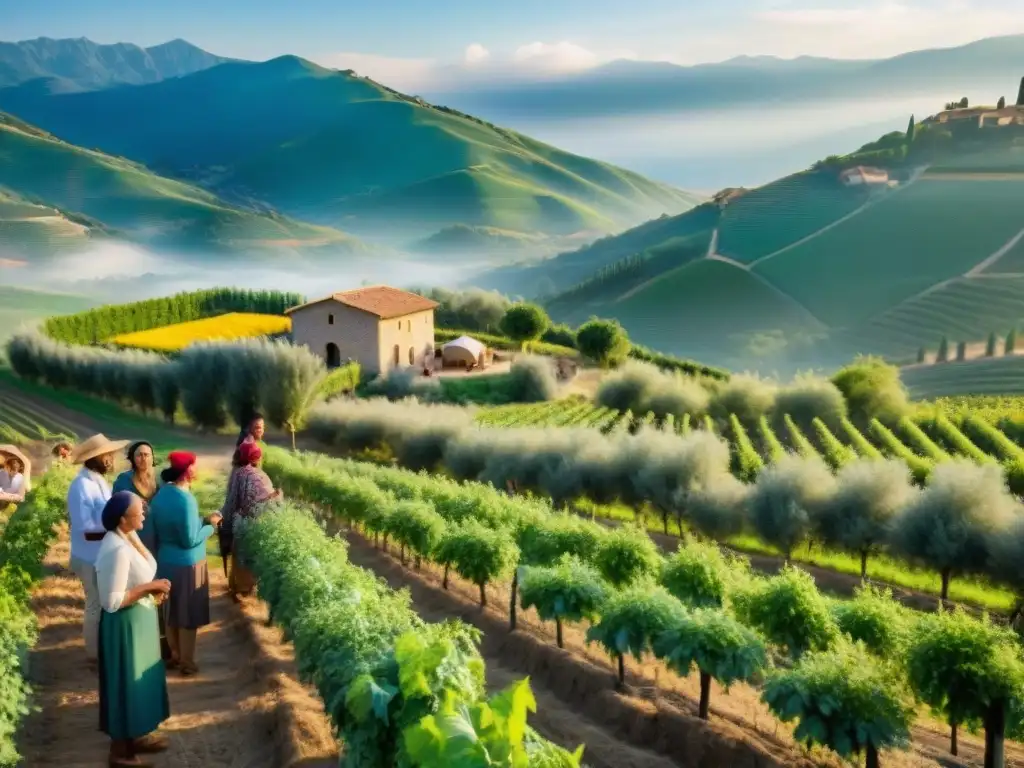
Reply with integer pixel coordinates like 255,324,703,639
906,115,916,143
1007,329,1018,355
937,336,950,362
1017,77,1024,107
956,341,967,361
986,332,997,357
998,96,1007,110
917,347,926,364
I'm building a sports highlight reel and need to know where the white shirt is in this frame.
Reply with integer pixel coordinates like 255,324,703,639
67,467,112,564
95,530,157,613
0,470,24,502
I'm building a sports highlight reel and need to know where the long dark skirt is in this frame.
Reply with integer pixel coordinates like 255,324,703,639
164,561,210,630
98,601,170,741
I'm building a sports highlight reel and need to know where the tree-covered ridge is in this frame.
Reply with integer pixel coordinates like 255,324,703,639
42,288,305,344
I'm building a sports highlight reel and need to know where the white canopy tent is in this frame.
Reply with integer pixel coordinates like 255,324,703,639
442,335,486,367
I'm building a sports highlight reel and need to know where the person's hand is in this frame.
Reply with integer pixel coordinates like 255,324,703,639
149,579,171,596
271,489,282,499
209,513,223,527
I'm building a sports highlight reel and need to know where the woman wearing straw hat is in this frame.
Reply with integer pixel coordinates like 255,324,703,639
67,434,130,669
0,444,31,507
95,491,171,767
148,451,221,675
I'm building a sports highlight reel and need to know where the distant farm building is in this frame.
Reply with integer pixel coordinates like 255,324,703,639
712,187,748,208
839,166,890,186
286,285,437,376
441,335,492,370
979,106,1024,128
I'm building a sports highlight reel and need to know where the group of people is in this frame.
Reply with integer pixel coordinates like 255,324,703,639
60,414,281,767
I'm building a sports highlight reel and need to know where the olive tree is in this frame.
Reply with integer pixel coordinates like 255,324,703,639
817,458,917,578
653,607,767,720
891,461,1018,603
748,455,836,563
988,516,1024,624
906,608,1024,764
500,303,550,349
830,357,909,424
687,473,749,541
575,317,631,367
763,642,915,768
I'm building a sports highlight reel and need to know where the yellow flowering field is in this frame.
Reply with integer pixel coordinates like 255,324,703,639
109,312,291,352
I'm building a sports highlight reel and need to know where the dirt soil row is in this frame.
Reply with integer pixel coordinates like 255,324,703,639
17,527,338,768
340,527,1024,768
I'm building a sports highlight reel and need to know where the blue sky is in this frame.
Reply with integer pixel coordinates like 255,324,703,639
8,0,1024,89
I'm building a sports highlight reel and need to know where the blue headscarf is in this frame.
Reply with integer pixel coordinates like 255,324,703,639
102,491,138,532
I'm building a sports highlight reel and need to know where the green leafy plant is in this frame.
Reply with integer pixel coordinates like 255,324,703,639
659,537,749,609
435,522,519,606
593,524,662,588
732,566,838,660
829,584,911,658
586,584,685,687
906,608,1024,763
653,607,768,720
762,642,915,768
518,556,607,648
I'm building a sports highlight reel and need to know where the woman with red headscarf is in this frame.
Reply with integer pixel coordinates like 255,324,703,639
147,452,221,676
220,440,281,600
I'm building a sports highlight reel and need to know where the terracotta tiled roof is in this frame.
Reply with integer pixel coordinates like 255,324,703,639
286,285,438,319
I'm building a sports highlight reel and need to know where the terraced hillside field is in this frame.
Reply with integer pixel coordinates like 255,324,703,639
901,354,1024,398
753,177,1024,328
716,172,875,264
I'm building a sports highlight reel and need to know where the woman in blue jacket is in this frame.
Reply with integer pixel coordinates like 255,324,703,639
147,451,221,676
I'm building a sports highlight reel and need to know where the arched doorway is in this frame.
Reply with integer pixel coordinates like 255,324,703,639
408,346,415,365
393,344,400,367
325,343,341,369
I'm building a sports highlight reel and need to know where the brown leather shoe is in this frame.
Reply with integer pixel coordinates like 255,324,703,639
132,734,169,754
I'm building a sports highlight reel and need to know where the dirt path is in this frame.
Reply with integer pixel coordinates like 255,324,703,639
341,529,1023,768
17,528,337,768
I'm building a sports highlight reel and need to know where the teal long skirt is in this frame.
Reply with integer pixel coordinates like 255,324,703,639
98,600,170,740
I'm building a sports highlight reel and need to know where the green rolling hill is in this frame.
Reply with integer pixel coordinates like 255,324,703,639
0,111,363,261
521,117,1024,373
0,55,702,243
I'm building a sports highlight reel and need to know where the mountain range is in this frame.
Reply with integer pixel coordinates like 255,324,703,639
0,37,700,262
431,35,1024,120
0,37,228,91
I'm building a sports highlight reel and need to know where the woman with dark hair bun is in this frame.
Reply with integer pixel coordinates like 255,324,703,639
95,491,171,766
147,452,221,675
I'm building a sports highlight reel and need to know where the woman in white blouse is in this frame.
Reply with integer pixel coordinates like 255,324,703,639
95,491,172,767
0,447,30,506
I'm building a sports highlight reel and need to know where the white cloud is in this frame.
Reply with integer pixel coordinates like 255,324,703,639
464,43,490,65
511,41,603,72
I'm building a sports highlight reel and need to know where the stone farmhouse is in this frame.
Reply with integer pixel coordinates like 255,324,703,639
285,285,438,376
